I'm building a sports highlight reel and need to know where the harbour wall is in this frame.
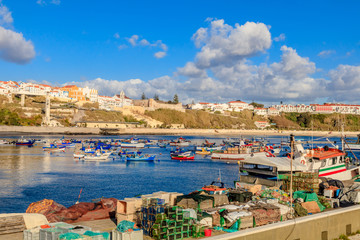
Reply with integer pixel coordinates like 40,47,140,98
0,126,358,136
209,205,360,240
0,126,100,135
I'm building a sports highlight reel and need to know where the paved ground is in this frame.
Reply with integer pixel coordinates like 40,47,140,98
0,218,117,240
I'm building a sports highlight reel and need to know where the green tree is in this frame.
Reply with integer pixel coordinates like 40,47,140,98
250,101,264,108
141,92,146,100
154,94,159,101
173,94,179,104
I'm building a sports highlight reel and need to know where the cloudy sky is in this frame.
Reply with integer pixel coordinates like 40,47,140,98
0,0,359,105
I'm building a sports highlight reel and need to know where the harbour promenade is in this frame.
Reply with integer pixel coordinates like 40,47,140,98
0,126,358,137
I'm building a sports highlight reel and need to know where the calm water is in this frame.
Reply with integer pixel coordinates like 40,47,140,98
0,134,356,213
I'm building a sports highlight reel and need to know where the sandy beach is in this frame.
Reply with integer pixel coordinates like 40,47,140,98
0,125,358,137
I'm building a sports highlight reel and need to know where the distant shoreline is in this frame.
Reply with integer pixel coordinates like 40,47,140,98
0,126,358,137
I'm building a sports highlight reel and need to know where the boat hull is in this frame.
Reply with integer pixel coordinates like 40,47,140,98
126,156,156,162
120,143,145,148
211,152,267,161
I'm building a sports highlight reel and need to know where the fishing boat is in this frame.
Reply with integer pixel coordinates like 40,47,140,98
0,139,9,145
344,134,360,150
83,151,113,161
43,144,66,152
239,135,360,181
15,138,36,146
73,152,85,158
211,139,278,161
125,154,156,162
158,142,167,148
171,151,195,160
195,148,212,155
169,137,190,147
120,142,145,148
195,146,222,151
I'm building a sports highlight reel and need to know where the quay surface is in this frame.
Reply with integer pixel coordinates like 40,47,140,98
0,125,359,137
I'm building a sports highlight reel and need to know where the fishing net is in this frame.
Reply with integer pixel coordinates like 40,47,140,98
116,220,135,232
59,232,83,240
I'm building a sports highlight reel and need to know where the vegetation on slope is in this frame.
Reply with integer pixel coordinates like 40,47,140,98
83,110,139,123
269,113,360,131
144,109,264,129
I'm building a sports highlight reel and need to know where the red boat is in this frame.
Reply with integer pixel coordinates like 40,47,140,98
171,155,195,160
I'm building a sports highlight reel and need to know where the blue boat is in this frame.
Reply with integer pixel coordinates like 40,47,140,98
125,154,156,162
15,139,35,146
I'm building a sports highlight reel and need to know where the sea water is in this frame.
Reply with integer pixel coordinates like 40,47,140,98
0,134,356,213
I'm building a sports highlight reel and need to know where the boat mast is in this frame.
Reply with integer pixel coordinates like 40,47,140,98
290,134,294,217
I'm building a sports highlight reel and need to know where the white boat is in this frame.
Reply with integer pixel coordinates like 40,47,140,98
169,137,190,147
120,142,145,148
240,136,360,181
83,151,113,161
196,146,223,151
344,134,360,150
0,140,9,145
211,151,268,161
73,152,85,158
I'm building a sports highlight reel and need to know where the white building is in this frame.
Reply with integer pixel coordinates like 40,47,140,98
228,101,253,111
255,121,270,129
113,90,133,107
254,108,268,116
82,86,98,102
267,107,280,116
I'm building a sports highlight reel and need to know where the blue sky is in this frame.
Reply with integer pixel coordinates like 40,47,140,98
0,0,359,104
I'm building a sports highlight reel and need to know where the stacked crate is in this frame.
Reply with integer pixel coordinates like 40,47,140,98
116,198,142,225
140,199,166,236
283,172,320,193
141,204,196,240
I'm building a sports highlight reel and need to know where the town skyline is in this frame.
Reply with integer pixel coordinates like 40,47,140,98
0,0,359,104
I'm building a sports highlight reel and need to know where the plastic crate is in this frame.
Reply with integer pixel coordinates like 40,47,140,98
67,225,92,235
82,231,110,240
39,227,69,240
112,229,143,240
24,228,40,240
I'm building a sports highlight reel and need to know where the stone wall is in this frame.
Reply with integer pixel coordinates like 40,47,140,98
133,99,185,112
208,205,360,240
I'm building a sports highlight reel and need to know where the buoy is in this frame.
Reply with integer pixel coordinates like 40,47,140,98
301,160,306,164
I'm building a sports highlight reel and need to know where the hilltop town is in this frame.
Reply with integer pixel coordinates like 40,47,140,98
0,80,360,132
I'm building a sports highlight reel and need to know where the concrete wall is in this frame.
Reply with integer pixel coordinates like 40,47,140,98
133,99,185,112
76,122,137,129
0,126,100,135
208,205,360,240
114,106,145,115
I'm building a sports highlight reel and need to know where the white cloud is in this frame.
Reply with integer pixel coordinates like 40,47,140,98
0,26,35,64
177,62,207,78
70,19,358,104
114,33,120,39
139,39,150,46
122,35,168,58
72,76,180,101
51,0,60,5
0,0,13,27
274,33,285,42
36,0,60,5
328,65,360,93
127,35,139,46
192,20,271,68
154,51,166,59
318,50,336,58
118,44,127,50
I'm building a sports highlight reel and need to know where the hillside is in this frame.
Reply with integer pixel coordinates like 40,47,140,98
144,109,264,129
270,112,360,131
